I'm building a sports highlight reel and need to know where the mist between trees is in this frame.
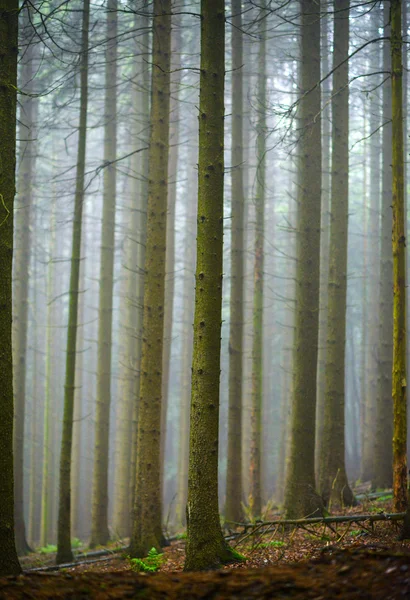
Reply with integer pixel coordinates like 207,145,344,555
0,0,408,574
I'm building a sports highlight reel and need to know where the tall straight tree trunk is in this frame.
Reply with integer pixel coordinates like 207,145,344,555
0,0,21,575
113,10,150,539
318,0,355,508
40,197,57,548
362,7,382,482
56,0,90,564
128,17,150,517
391,0,407,513
175,162,197,528
90,0,118,548
284,0,322,519
225,0,245,525
373,3,393,490
249,3,267,519
13,4,36,556
129,0,171,557
161,10,181,501
184,0,240,571
315,10,331,473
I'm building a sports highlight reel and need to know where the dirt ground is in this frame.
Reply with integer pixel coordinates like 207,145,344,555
3,495,410,599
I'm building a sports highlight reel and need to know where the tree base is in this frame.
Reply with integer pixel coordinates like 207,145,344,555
184,538,245,571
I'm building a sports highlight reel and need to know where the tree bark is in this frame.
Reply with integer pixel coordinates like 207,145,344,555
184,0,241,571
0,0,21,575
373,2,393,491
284,0,323,519
90,0,118,548
56,0,90,564
318,0,355,509
391,0,407,513
129,0,171,558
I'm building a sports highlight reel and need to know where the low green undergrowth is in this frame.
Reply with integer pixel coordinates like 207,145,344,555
128,547,165,573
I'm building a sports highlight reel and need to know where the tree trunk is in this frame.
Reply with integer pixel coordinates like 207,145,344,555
161,9,181,507
315,8,331,474
13,4,36,556
373,2,393,491
249,2,267,519
318,0,355,509
391,0,407,513
225,0,245,525
284,0,323,519
184,0,240,571
361,6,382,482
56,0,90,564
0,0,22,576
129,0,171,557
90,0,118,548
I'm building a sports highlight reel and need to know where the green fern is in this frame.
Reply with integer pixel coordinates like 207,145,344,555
129,547,165,573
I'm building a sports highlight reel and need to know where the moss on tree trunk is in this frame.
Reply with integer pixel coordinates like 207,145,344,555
391,0,407,513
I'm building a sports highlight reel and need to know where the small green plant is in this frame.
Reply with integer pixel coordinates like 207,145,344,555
258,540,285,549
39,544,57,554
350,529,362,537
174,532,187,540
71,537,82,549
129,547,165,573
375,494,393,503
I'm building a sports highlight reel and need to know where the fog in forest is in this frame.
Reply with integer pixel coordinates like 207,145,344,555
1,0,410,583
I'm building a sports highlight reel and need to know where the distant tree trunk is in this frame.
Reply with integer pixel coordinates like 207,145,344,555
40,197,57,548
90,0,117,548
361,6,382,483
318,0,355,508
315,9,331,473
184,0,240,571
13,4,37,556
284,0,323,519
0,0,21,576
113,10,150,539
129,0,171,558
373,3,393,491
249,2,267,519
71,229,86,540
391,0,407,513
175,164,197,527
161,10,181,505
56,0,90,564
225,0,245,525
128,17,150,517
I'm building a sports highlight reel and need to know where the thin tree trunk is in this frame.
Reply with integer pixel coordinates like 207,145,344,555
0,0,22,576
56,0,90,564
249,2,267,519
361,6,381,482
315,9,331,474
129,0,171,557
373,2,393,491
284,0,323,519
318,0,355,508
391,0,407,513
13,4,36,556
161,10,181,505
90,0,118,548
40,197,57,548
225,0,245,525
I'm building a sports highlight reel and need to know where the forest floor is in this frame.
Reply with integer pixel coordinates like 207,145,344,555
3,493,410,598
